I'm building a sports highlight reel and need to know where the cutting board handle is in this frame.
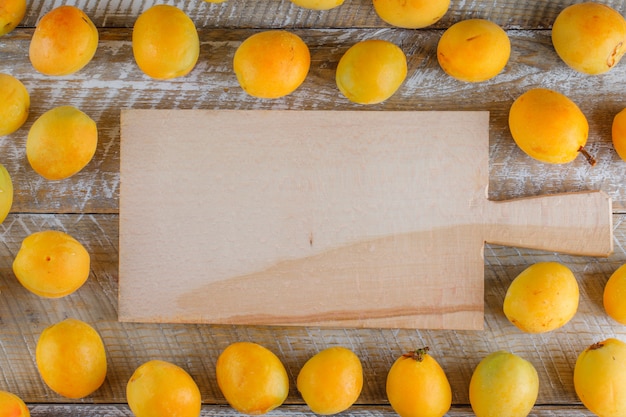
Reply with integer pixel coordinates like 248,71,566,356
484,191,613,256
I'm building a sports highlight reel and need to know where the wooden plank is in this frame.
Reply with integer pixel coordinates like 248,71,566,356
17,0,626,30
1,29,625,215
0,213,625,405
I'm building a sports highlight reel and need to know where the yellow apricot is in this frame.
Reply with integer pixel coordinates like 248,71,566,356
336,39,407,105
503,262,579,333
552,2,626,75
0,73,29,136
0,391,29,417
297,347,363,415
386,348,451,417
233,30,310,99
13,230,91,298
132,5,199,80
29,5,98,76
216,342,289,415
437,19,510,82
372,0,449,29
469,351,538,417
0,163,13,224
574,338,626,416
289,0,344,11
127,360,202,417
36,318,107,399
508,88,590,164
603,264,626,324
612,108,626,162
0,0,26,36
27,105,98,180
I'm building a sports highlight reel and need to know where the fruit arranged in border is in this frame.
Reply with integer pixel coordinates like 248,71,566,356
29,5,99,76
603,264,626,324
508,88,594,165
612,108,626,161
372,0,450,29
132,5,200,80
216,342,289,415
552,2,626,75
0,73,30,136
386,347,452,417
0,390,29,417
336,39,407,104
0,0,26,36
437,19,510,82
233,30,310,99
0,163,13,224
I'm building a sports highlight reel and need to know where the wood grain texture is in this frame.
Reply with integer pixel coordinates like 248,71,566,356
1,0,626,414
1,29,626,213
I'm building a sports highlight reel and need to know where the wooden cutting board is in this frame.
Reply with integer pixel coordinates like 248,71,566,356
118,110,613,330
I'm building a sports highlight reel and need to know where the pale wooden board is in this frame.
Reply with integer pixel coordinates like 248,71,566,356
118,110,613,329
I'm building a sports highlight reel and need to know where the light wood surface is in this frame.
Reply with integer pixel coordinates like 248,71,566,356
119,110,611,329
1,0,626,415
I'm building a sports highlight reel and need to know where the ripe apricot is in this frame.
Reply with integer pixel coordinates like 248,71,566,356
0,73,29,136
289,0,344,10
552,2,626,75
0,0,26,36
372,0,449,29
0,163,13,224
127,360,202,417
503,262,579,333
469,351,538,417
509,88,591,164
36,318,107,399
13,230,91,298
132,5,199,80
297,347,363,415
336,39,407,105
386,348,451,417
233,30,310,99
0,391,29,417
437,19,510,82
603,264,626,324
574,338,626,416
216,341,289,415
29,5,98,76
27,105,98,180
612,108,626,161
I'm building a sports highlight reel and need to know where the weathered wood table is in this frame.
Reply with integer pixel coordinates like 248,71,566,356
2,0,626,415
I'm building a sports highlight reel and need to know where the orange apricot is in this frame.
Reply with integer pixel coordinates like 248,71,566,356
233,30,310,99
29,5,98,76
0,391,29,417
372,0,449,29
0,0,26,36
0,73,29,136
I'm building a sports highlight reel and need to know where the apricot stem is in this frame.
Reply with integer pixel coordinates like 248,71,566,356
578,146,597,166
402,347,429,362
589,341,605,351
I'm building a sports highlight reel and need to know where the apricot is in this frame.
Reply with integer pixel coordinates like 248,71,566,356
0,163,13,224
336,39,407,105
612,108,626,161
0,0,26,36
437,19,510,82
603,264,626,324
127,360,201,417
469,351,538,417
27,105,98,180
574,338,626,416
386,348,451,417
13,230,91,298
297,347,363,415
29,5,98,76
289,0,344,10
0,391,29,417
216,341,289,415
0,73,29,136
132,5,199,80
233,30,310,99
508,88,592,164
372,0,449,29
36,318,107,399
552,2,626,75
503,262,579,333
